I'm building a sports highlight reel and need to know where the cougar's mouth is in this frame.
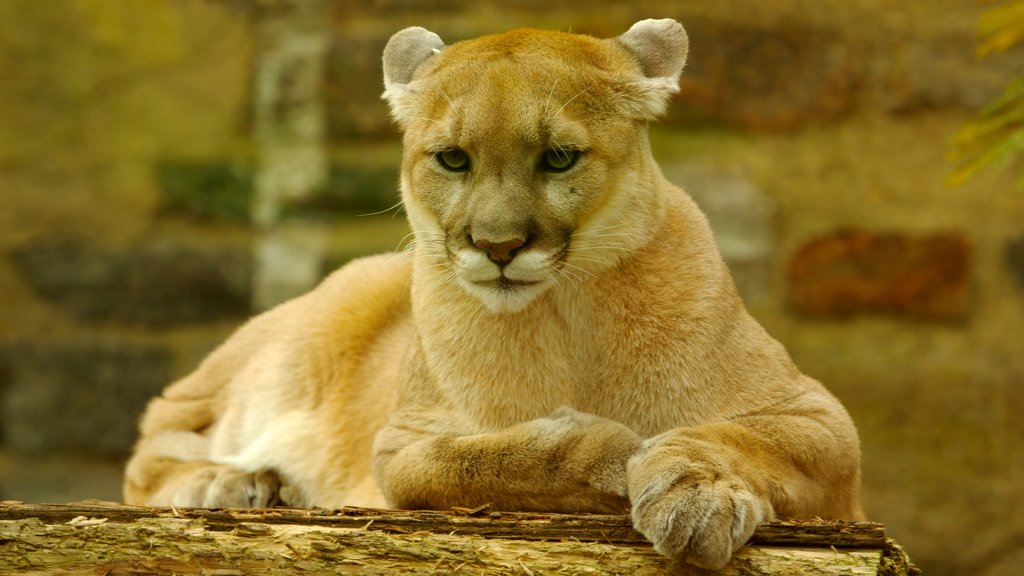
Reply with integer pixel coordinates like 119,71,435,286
444,235,571,313
475,277,542,291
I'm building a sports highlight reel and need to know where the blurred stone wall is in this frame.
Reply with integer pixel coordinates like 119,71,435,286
2,1,1023,574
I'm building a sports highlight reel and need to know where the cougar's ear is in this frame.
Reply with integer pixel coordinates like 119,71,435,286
612,18,689,120
382,26,445,127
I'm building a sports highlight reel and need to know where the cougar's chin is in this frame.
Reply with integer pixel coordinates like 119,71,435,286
458,274,554,313
451,248,563,313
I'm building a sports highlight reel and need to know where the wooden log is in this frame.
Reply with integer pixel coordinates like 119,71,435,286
0,501,915,575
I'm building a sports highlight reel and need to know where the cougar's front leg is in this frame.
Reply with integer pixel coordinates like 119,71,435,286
373,406,642,514
626,390,863,570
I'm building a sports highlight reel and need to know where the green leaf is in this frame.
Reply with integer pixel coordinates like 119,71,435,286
978,0,1024,56
948,0,1024,191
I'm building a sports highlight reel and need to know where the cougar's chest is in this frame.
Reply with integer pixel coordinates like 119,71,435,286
413,293,585,430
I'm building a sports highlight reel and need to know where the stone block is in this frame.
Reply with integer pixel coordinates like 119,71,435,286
157,159,399,222
0,452,125,503
875,36,1019,114
283,164,400,219
0,342,172,456
1006,236,1024,289
325,35,394,139
11,236,251,327
157,160,254,223
787,230,971,320
252,223,330,311
672,20,865,131
664,164,776,303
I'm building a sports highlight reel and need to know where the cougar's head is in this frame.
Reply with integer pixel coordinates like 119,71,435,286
382,20,688,313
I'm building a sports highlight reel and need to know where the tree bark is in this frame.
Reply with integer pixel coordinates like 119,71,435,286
0,501,915,575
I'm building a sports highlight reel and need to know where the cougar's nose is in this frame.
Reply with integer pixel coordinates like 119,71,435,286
472,236,527,264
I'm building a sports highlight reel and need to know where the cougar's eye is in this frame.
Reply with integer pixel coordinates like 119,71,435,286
540,149,580,173
436,148,470,172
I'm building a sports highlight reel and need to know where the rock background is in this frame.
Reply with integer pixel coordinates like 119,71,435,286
2,1,1023,574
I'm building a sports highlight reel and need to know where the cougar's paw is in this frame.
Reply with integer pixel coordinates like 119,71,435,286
278,484,310,509
201,467,281,508
628,451,771,569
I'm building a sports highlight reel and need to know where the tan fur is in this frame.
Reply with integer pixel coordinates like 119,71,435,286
124,19,863,569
